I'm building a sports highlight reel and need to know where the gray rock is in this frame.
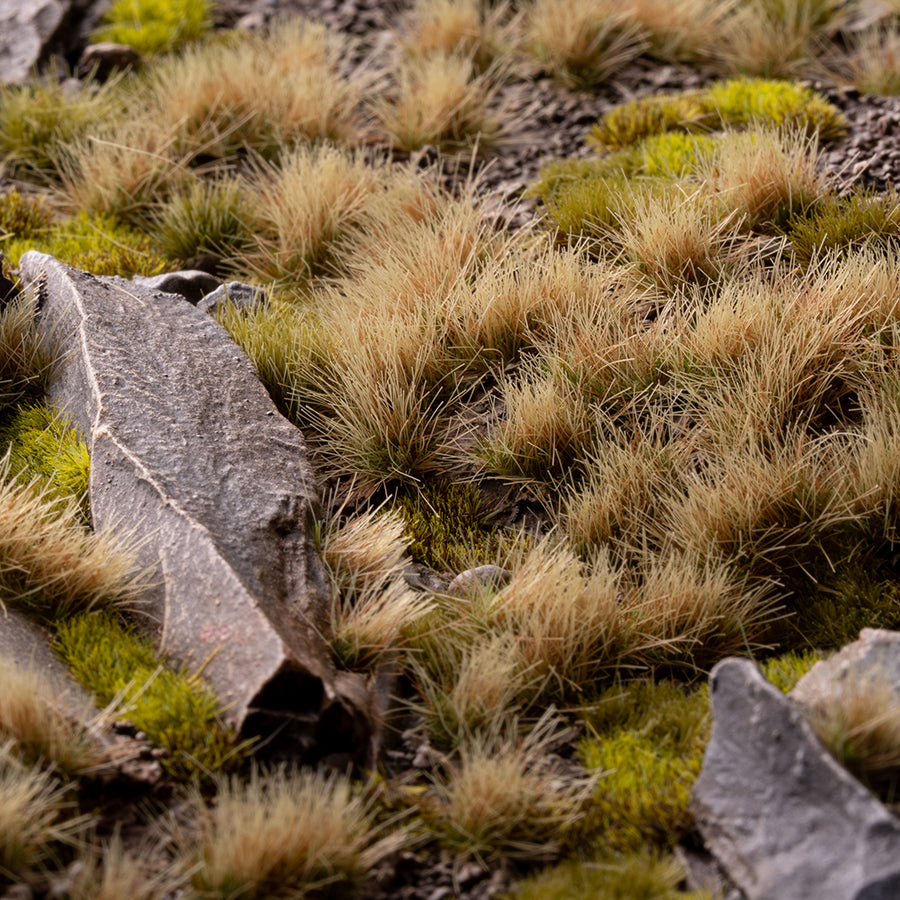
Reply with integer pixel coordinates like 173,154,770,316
792,628,900,713
0,0,68,85
198,281,268,316
132,270,221,304
21,251,372,759
447,565,512,596
692,657,900,900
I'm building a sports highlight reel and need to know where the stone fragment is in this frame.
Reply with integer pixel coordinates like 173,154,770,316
0,0,68,85
791,628,900,712
447,565,512,596
132,270,221,304
197,281,268,316
692,657,900,900
21,251,372,759
77,42,142,80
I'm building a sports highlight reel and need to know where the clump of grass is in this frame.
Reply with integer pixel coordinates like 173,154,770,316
0,77,125,184
578,679,708,854
239,145,379,287
55,612,241,778
0,292,51,411
413,632,540,750
619,0,731,63
525,0,647,89
786,189,900,265
0,189,53,239
3,211,168,278
638,131,717,177
398,0,516,72
0,403,91,520
152,176,255,266
93,0,212,55
511,850,709,900
706,126,824,232
715,0,846,78
184,766,404,898
0,743,85,880
0,462,139,621
140,18,366,161
65,830,182,900
480,366,593,484
56,122,189,229
842,24,900,96
485,540,635,694
422,712,594,862
613,190,745,291
373,52,503,153
322,507,432,670
589,92,711,151
0,653,105,776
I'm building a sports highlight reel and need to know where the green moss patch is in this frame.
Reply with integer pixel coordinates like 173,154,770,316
55,612,243,778
4,212,167,278
93,0,213,55
0,403,90,521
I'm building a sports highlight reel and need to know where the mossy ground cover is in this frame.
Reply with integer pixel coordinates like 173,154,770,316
5,1,900,896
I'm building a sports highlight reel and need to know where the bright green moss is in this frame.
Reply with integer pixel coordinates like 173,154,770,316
510,851,710,900
762,649,822,693
587,78,845,151
588,93,713,151
704,78,847,141
55,612,245,778
639,132,716,177
4,212,167,278
93,0,213,55
578,680,709,854
786,190,900,265
0,403,90,522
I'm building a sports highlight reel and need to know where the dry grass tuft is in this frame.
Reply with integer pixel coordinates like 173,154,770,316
423,711,594,862
322,508,433,668
398,0,517,72
140,18,367,160
0,652,107,776
0,742,86,878
0,458,141,620
186,766,406,898
373,52,504,152
525,0,647,88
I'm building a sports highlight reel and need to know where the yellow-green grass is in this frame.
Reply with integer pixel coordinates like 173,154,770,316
93,0,212,56
55,612,243,778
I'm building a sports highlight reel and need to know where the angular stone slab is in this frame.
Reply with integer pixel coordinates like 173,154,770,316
20,251,370,756
0,0,67,85
692,658,900,900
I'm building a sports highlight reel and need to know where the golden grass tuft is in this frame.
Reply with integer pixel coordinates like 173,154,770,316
0,463,140,620
0,741,86,877
186,766,406,898
525,0,647,88
373,52,504,152
0,652,107,776
322,507,433,668
423,711,594,862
